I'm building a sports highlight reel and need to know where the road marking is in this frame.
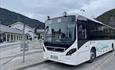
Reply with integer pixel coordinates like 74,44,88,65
0,49,43,60
1,56,16,65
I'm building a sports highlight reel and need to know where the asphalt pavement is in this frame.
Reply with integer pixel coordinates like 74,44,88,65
0,40,43,70
23,51,115,70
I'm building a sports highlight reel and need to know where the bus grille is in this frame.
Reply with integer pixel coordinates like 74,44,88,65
46,46,66,52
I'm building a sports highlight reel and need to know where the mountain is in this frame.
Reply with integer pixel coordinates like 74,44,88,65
96,9,115,25
0,8,45,29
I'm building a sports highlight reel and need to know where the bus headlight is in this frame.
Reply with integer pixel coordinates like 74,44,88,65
66,48,77,56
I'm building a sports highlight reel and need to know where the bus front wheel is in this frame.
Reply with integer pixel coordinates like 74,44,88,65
89,48,96,63
112,43,114,51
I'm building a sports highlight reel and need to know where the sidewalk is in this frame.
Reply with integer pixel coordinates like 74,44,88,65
0,41,21,48
0,40,43,59
0,47,42,60
0,50,45,70
0,40,45,70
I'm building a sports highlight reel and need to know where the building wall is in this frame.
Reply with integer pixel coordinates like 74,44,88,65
0,32,22,43
0,24,22,43
10,22,38,40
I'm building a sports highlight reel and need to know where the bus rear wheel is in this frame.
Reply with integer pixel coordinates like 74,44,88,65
89,48,96,63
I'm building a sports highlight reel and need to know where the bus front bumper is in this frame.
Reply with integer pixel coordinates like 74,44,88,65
43,51,78,65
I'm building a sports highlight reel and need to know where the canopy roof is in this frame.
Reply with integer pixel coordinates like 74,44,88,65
0,24,22,34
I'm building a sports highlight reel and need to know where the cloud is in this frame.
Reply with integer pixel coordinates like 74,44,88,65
1,0,115,21
81,0,115,18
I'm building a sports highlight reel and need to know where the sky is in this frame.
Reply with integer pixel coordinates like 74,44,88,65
0,0,115,22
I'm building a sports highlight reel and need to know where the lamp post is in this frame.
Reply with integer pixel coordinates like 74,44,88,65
80,9,85,15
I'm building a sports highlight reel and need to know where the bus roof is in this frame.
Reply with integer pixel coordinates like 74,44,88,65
47,13,115,30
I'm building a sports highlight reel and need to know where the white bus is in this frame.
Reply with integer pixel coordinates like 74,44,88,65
43,13,115,65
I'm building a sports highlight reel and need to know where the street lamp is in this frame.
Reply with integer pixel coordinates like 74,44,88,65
80,9,85,15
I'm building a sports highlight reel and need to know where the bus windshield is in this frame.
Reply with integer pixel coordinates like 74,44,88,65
44,15,76,45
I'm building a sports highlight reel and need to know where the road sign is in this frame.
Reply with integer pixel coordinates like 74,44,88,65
20,43,29,51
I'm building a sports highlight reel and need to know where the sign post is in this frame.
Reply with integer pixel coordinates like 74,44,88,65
22,23,26,63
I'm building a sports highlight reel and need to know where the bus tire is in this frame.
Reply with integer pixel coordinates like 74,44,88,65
89,48,96,63
112,43,114,51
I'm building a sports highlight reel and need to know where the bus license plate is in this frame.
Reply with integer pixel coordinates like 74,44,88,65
50,55,58,60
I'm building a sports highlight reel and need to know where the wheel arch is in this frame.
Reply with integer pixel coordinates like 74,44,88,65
90,47,96,57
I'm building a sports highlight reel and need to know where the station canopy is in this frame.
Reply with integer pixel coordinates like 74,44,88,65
0,24,22,34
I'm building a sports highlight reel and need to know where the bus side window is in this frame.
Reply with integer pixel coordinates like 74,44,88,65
78,24,87,40
77,19,88,49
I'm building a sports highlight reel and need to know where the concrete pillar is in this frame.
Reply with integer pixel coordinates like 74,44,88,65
16,35,17,41
9,33,11,42
13,34,15,41
18,35,20,40
11,34,13,42
14,34,16,41
15,34,16,41
20,35,22,40
7,33,9,42
5,33,7,42
12,34,13,42
12,34,13,41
